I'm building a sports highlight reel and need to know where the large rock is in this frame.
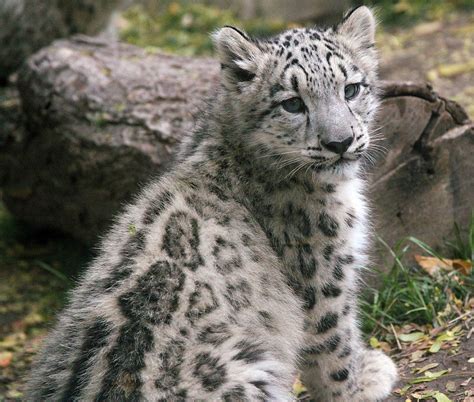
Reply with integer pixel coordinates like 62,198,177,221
372,83,472,257
0,0,123,83
0,36,219,244
0,37,472,252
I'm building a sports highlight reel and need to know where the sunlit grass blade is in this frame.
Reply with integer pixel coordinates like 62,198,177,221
35,260,70,284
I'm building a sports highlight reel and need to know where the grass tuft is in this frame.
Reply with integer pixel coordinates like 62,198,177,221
445,210,474,262
361,215,473,337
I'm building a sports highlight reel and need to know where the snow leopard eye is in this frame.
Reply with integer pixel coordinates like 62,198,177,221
281,97,305,113
344,83,361,100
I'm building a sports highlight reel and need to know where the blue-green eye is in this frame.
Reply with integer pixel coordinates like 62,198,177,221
281,97,305,113
344,83,361,100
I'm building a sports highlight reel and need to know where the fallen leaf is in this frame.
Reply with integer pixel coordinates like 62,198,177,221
409,369,449,384
429,340,443,353
369,337,391,353
411,390,453,402
415,255,472,276
370,337,380,348
399,332,426,342
452,259,472,275
415,255,452,276
414,363,439,374
395,384,412,396
450,325,463,334
379,341,392,353
429,331,457,353
468,357,474,363
432,391,453,402
410,350,426,362
0,351,13,367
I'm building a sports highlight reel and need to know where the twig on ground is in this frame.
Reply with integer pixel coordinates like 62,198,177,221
390,323,403,351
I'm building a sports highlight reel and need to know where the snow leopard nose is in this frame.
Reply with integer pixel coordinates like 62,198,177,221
321,136,353,155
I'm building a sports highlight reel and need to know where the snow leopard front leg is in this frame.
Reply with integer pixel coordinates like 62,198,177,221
299,297,397,401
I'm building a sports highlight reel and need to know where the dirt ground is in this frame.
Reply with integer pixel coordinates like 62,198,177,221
0,11,473,402
387,334,474,402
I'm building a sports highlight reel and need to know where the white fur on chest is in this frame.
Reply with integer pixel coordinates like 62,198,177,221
328,177,370,263
266,175,370,277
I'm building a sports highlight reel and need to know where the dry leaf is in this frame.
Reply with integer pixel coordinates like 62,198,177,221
399,332,426,342
369,337,391,353
430,330,457,353
415,255,472,276
415,255,452,276
414,363,439,374
411,390,452,402
410,350,426,362
0,351,13,368
370,337,380,348
395,384,412,396
409,369,449,384
432,391,453,402
452,259,472,275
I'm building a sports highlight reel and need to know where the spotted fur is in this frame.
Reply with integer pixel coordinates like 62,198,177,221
28,6,396,401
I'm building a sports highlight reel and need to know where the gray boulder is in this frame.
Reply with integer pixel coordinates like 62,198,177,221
0,37,219,243
372,83,472,258
0,0,123,83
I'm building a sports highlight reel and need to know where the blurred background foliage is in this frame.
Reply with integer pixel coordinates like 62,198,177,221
370,0,474,25
119,0,474,56
120,3,290,56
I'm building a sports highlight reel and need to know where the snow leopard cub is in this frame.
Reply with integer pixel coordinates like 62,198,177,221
28,6,397,401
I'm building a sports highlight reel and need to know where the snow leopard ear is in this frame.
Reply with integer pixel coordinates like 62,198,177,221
212,26,262,87
336,6,376,49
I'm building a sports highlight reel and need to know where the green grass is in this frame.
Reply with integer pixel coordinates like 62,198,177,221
120,3,290,56
361,214,473,337
119,1,474,56
368,0,474,26
445,211,474,262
